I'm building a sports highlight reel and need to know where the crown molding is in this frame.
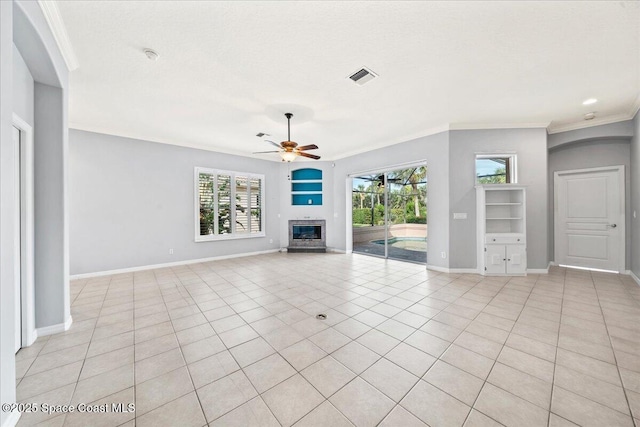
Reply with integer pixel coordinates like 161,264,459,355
547,113,634,135
628,93,640,119
449,122,550,130
38,1,79,71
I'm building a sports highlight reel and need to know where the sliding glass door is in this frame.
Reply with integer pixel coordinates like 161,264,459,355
352,165,427,264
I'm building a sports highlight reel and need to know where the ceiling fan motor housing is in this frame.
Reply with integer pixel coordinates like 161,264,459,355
282,140,298,150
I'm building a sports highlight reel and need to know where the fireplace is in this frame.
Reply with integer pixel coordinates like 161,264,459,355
288,220,326,253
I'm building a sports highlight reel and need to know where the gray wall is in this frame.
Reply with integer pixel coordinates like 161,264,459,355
632,113,640,278
548,120,634,149
449,129,549,270
548,139,632,269
35,83,69,327
12,44,34,126
1,2,16,424
69,130,283,275
332,132,451,269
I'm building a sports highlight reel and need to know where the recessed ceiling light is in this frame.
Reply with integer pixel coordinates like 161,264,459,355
584,112,596,120
582,98,597,105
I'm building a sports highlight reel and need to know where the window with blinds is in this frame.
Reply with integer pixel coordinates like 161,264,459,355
195,167,265,241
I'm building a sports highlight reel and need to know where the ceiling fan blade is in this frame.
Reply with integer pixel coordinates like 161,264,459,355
298,152,321,160
296,144,319,151
266,140,282,149
253,150,281,154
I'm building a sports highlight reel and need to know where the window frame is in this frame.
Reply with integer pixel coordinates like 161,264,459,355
194,167,266,242
475,153,517,184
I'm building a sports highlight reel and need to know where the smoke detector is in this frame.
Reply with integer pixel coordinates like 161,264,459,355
143,48,159,61
584,112,596,121
348,67,378,86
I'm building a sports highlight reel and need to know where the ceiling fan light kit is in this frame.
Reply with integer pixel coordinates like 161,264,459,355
254,113,321,162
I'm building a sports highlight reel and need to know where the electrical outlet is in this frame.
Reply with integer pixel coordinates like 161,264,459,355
269,239,273,244
169,248,174,255
441,251,446,259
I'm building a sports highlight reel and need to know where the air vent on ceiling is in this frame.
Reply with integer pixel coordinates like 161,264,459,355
348,67,377,86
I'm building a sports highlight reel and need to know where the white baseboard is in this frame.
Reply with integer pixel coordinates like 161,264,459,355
630,270,640,286
528,262,552,274
426,264,479,274
36,315,73,337
70,249,281,280
2,410,21,427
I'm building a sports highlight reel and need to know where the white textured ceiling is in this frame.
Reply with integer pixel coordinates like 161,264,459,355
58,1,640,161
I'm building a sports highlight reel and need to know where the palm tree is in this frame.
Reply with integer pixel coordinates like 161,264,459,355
391,167,426,218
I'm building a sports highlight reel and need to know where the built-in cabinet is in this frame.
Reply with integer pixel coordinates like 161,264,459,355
476,185,527,275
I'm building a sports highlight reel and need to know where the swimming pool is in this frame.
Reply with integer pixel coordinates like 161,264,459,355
371,237,427,251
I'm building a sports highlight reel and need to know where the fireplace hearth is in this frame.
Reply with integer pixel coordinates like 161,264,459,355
288,220,326,253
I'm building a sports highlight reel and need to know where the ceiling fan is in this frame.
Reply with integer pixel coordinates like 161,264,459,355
254,113,320,162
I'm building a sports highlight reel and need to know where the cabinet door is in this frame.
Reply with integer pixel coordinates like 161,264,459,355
506,245,526,274
485,245,506,274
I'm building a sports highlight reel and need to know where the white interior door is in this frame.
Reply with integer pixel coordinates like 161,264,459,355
555,166,624,272
13,125,22,353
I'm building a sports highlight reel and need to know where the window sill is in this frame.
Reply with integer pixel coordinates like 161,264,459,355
195,232,266,243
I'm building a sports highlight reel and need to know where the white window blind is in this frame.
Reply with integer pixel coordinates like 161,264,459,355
195,167,265,241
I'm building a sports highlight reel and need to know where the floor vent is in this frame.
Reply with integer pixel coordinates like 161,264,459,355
348,67,377,86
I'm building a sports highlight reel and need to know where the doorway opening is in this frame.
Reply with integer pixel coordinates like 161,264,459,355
351,165,427,264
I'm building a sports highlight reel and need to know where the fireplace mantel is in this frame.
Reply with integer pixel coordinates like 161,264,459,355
288,219,326,253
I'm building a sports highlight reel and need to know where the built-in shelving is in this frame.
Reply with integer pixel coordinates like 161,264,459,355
476,184,527,275
291,168,323,205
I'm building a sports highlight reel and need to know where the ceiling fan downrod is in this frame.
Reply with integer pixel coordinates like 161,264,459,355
285,113,293,141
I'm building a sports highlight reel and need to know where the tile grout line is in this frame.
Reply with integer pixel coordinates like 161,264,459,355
592,271,638,427
457,275,538,426
547,265,567,426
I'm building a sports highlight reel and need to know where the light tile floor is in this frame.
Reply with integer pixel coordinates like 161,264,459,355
14,253,640,427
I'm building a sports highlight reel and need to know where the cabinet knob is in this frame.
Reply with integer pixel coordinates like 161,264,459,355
503,259,506,261
492,239,496,242
517,239,520,241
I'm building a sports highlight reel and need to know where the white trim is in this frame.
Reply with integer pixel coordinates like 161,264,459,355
345,177,353,253
547,114,634,135
36,315,73,337
12,115,36,349
70,249,280,280
327,248,346,254
426,264,479,274
37,1,79,71
527,262,552,274
449,122,550,130
630,271,640,286
1,410,21,427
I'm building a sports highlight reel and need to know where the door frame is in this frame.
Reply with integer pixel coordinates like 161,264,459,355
553,165,625,273
12,114,37,348
346,160,428,262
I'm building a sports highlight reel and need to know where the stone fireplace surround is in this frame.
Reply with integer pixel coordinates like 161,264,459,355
287,219,326,253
